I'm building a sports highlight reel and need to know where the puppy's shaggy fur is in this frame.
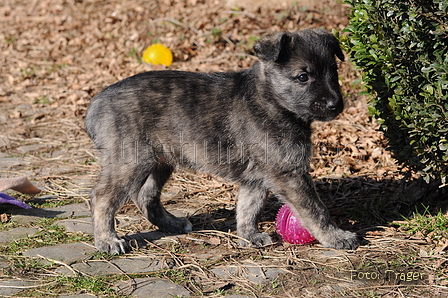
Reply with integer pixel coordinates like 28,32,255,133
85,29,361,254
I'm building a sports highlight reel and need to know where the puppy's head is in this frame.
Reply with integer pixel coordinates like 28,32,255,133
254,29,344,123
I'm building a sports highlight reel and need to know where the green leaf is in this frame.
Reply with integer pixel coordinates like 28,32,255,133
439,143,448,151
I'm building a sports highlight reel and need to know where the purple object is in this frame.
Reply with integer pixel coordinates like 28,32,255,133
0,192,32,209
276,204,316,244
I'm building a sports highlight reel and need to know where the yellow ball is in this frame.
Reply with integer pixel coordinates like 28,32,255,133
142,44,173,66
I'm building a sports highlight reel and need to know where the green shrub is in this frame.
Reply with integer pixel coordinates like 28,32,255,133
339,0,448,184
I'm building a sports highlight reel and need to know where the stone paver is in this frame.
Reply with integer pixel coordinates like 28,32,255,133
23,242,97,265
115,214,144,229
56,256,173,276
210,262,287,284
10,203,90,225
115,278,191,298
0,280,38,296
56,218,93,234
123,230,181,246
0,136,10,147
0,227,39,243
0,157,26,168
58,295,95,298
17,144,49,154
0,257,9,270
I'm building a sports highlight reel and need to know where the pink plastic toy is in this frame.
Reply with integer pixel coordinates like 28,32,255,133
276,204,316,244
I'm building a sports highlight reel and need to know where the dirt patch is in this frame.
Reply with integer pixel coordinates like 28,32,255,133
1,0,447,297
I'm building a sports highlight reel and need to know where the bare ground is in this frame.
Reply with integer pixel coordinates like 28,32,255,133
1,0,448,297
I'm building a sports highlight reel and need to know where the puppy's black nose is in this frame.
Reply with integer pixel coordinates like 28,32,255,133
326,101,339,111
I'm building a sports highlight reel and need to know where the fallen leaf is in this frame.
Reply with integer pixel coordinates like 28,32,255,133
0,213,9,223
435,239,448,255
205,237,221,245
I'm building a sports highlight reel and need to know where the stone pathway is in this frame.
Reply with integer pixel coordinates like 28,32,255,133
0,181,371,298
0,201,263,297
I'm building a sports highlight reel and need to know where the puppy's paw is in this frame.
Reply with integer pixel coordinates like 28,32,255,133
239,232,273,247
158,217,193,234
182,218,193,233
321,229,360,250
95,237,129,254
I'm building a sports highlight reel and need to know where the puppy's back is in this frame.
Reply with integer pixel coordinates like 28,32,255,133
85,70,253,149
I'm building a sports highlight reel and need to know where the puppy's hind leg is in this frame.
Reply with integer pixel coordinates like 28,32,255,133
236,183,272,247
133,164,193,234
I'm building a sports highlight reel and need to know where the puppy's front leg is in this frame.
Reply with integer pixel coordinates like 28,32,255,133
274,172,360,250
236,183,273,247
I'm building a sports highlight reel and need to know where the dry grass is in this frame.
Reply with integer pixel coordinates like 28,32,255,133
1,0,447,297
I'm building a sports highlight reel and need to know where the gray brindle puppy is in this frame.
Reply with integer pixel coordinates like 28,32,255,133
85,29,361,254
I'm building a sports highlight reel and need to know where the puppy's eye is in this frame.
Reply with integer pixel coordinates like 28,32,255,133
297,73,309,83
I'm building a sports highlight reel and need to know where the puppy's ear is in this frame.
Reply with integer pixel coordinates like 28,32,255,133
254,32,291,62
313,29,345,62
325,33,344,62
331,36,345,62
